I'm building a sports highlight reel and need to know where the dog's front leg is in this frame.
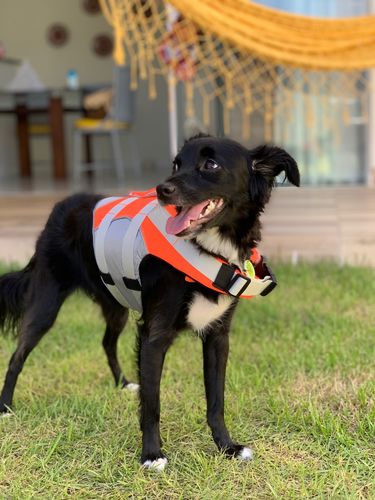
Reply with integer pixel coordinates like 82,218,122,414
202,327,253,461
138,322,175,471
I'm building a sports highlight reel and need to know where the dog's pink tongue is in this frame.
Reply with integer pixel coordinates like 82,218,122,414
166,201,208,235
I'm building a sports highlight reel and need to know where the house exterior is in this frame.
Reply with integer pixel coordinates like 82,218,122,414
0,0,373,188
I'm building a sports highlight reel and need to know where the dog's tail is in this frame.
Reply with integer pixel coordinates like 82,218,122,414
0,257,35,336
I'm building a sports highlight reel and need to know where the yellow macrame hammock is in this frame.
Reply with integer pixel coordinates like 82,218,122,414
99,0,374,140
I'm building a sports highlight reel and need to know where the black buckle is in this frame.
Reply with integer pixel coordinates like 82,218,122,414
213,263,251,297
259,260,277,296
213,263,237,291
228,274,251,297
260,281,277,296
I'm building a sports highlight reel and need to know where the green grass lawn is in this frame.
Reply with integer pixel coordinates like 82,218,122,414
0,262,374,499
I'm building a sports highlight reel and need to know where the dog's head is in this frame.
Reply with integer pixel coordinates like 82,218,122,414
156,135,299,238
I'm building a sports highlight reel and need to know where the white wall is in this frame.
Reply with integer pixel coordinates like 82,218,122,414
0,0,113,87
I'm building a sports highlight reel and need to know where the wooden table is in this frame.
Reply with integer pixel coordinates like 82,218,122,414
0,90,84,180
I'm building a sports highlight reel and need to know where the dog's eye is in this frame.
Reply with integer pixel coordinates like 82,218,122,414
203,158,220,170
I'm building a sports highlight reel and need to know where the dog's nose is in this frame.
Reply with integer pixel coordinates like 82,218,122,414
156,182,176,199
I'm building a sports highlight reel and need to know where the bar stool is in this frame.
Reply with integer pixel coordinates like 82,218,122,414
73,65,140,181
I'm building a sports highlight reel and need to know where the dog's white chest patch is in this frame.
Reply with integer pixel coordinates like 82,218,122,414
187,293,233,332
195,228,241,267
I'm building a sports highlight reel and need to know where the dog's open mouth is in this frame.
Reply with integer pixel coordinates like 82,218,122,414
166,198,224,236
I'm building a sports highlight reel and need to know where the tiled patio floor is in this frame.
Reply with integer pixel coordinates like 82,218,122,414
261,186,375,266
0,184,374,266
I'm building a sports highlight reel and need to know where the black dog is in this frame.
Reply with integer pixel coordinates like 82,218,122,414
0,135,299,470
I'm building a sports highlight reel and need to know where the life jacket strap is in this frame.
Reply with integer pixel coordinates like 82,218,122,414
101,272,141,291
122,277,141,291
212,262,238,291
101,272,115,285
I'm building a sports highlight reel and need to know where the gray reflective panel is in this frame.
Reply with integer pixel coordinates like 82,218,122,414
105,218,142,311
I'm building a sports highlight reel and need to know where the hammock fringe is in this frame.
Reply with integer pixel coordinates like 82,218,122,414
99,0,373,141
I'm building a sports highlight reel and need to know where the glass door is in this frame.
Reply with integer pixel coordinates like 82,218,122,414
258,0,369,184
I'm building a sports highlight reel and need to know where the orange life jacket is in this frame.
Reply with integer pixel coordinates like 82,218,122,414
92,189,276,312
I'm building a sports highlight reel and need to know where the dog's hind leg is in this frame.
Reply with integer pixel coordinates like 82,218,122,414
202,324,253,461
101,303,137,390
0,273,68,414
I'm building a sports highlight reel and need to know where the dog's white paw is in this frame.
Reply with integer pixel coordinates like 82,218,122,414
237,447,253,461
124,383,139,392
0,412,13,419
142,457,168,472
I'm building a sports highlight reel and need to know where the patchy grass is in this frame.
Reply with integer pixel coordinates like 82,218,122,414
0,262,374,498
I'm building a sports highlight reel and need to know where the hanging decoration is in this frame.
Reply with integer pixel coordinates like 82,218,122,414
92,33,114,57
47,23,70,48
82,0,101,14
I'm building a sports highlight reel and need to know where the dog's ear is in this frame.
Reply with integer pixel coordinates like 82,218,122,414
249,145,300,186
